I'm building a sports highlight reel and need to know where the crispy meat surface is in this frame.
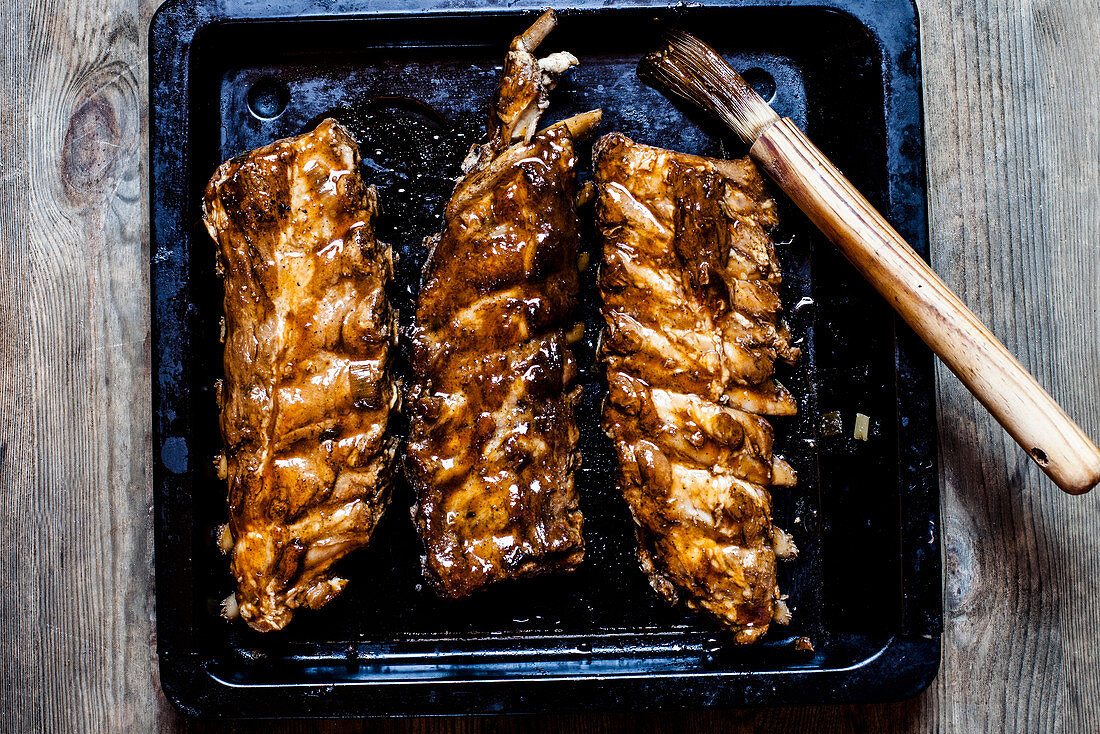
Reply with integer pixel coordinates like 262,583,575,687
203,119,398,632
406,12,596,599
594,133,798,643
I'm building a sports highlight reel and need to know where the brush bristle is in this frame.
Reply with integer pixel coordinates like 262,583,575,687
640,29,778,144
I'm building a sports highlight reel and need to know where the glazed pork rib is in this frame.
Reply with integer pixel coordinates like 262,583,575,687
594,133,798,643
203,119,398,632
407,11,601,598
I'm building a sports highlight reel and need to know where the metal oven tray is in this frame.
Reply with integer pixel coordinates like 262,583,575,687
150,0,940,717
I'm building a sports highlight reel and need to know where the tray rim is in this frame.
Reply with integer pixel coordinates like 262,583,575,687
149,0,941,718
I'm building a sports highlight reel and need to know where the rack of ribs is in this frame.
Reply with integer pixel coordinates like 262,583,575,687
203,119,398,632
594,133,799,643
406,10,602,599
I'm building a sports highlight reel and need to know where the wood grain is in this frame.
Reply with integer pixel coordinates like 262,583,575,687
922,0,1100,731
1,0,1098,731
0,0,176,730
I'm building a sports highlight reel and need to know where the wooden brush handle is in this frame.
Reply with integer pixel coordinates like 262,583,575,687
752,118,1100,495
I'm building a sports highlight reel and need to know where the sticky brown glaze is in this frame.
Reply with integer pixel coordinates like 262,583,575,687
203,119,398,632
594,133,799,643
406,12,594,599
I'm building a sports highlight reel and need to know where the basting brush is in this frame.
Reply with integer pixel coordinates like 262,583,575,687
641,30,1100,494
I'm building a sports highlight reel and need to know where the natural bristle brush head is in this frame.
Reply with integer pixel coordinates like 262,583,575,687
639,29,779,144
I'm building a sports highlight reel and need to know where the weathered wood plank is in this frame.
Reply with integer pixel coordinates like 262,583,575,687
0,0,174,730
2,0,1099,731
921,0,1100,732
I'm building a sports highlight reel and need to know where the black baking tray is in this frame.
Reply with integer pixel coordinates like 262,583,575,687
150,0,940,718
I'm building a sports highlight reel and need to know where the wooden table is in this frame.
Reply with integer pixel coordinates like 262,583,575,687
2,0,1098,730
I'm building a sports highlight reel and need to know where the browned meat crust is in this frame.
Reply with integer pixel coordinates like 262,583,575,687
203,119,398,632
594,133,798,643
406,12,598,599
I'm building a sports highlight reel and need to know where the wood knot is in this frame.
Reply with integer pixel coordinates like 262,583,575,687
944,514,979,616
61,96,121,206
